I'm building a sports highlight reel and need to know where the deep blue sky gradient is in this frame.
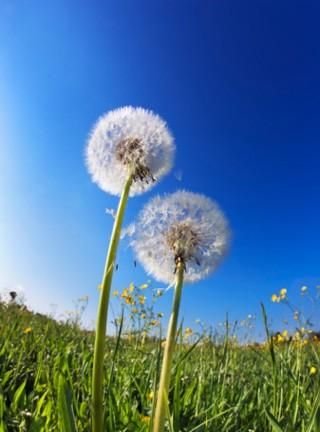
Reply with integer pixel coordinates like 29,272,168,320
1,0,320,337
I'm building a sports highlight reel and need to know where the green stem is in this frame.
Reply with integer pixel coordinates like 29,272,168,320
153,262,184,432
92,176,132,432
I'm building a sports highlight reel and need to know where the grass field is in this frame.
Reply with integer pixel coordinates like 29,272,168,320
0,289,320,432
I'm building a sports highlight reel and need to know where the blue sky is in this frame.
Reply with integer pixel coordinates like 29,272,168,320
1,0,320,338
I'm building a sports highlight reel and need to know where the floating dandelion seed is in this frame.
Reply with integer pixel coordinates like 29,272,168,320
86,106,175,196
132,190,230,284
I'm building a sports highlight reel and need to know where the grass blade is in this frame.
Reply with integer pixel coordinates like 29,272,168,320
57,373,78,432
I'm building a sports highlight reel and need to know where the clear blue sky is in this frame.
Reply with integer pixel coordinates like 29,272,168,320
1,0,319,338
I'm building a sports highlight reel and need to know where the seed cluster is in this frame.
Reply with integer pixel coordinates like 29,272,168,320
166,221,201,271
116,137,156,184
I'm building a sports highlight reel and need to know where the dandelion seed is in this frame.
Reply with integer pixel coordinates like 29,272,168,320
86,106,175,196
105,208,116,219
174,169,183,182
120,223,136,240
132,191,230,284
301,285,308,294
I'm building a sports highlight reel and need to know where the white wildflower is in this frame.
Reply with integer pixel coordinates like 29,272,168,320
86,106,175,196
132,191,230,284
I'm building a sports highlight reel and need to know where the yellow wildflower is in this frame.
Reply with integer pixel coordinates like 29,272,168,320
280,288,287,299
140,283,148,290
125,295,135,305
112,290,119,296
23,327,32,334
271,294,279,303
151,319,160,327
132,308,138,314
121,288,129,298
138,295,146,305
129,283,135,292
282,330,288,338
184,327,193,337
294,331,300,341
147,390,154,401
140,415,150,424
310,366,317,376
275,334,284,343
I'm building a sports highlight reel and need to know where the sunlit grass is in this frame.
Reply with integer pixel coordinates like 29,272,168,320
1,285,320,431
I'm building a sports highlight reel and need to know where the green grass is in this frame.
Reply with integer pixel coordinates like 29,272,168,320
1,300,320,432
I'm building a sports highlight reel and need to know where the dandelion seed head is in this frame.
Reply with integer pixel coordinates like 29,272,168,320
132,190,230,283
86,106,175,196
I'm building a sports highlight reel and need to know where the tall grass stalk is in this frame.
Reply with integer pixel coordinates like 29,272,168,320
92,176,132,432
153,260,184,432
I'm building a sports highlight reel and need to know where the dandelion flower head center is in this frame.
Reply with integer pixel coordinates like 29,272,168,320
166,221,201,266
115,137,154,184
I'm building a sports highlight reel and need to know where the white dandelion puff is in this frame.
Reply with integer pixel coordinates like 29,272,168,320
86,106,175,196
132,190,230,284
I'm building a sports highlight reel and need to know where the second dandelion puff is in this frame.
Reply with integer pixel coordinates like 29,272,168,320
132,190,230,432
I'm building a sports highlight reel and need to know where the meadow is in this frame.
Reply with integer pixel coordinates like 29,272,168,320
1,286,320,432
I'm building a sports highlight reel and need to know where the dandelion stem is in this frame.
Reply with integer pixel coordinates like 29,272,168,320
92,176,132,432
153,261,184,432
